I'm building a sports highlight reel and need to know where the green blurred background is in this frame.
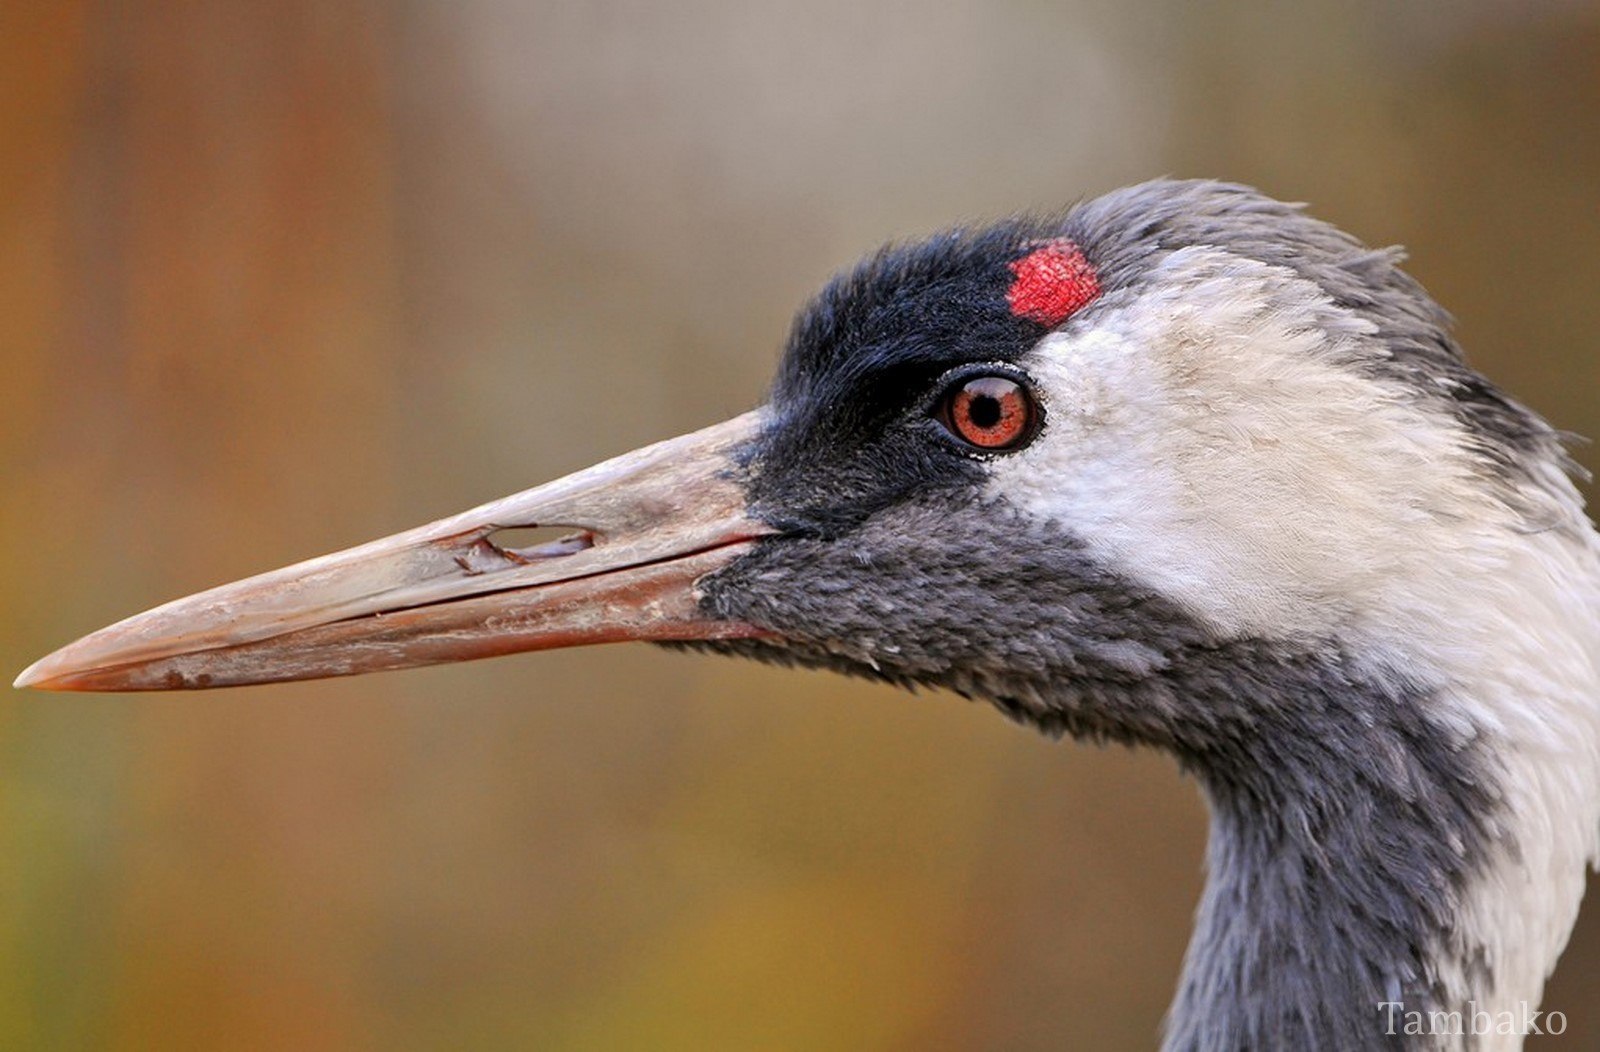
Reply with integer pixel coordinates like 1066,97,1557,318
3,1,1598,1048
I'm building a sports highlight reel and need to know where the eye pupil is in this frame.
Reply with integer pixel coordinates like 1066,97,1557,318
936,372,1037,451
968,394,1002,429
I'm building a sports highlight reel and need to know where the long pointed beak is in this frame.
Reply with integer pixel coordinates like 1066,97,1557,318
16,411,775,691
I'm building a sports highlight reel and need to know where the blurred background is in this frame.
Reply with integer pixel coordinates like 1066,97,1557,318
4,1,1598,1048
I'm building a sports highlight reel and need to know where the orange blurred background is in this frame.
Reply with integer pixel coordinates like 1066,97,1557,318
4,2,1598,1048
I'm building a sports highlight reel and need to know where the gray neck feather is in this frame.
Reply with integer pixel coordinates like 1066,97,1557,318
1161,668,1497,1052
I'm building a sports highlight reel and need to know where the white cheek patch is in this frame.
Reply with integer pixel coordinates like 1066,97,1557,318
987,244,1600,1020
992,246,1492,643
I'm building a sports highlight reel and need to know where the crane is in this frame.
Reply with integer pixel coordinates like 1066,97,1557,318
17,180,1600,1050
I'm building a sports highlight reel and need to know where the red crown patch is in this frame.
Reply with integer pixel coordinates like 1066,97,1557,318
1006,240,1100,326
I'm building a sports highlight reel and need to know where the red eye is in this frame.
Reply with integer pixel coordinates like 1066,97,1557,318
938,375,1037,451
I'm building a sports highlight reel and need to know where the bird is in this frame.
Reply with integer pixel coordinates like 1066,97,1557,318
16,180,1600,1051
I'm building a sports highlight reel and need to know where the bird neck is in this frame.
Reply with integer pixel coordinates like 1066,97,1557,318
1158,637,1600,1052
1165,752,1481,1052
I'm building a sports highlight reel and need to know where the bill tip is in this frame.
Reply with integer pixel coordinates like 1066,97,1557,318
13,652,78,691
14,659,49,690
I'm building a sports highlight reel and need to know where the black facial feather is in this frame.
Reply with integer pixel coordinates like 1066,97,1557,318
749,219,1077,536
771,218,1060,404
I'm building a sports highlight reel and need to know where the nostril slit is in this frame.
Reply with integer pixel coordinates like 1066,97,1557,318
483,525,596,563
